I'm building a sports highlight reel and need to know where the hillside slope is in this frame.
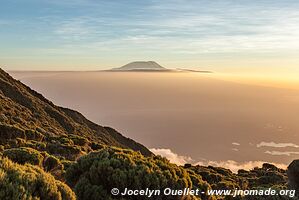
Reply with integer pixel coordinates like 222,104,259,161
0,68,151,159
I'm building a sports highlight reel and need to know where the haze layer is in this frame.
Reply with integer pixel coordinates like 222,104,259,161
10,71,299,168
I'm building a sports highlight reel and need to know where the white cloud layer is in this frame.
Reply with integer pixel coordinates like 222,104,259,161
265,151,299,156
196,160,287,173
257,142,299,148
150,148,287,173
150,148,193,166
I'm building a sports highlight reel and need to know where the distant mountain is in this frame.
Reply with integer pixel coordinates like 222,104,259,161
110,61,171,72
108,61,212,73
0,68,152,158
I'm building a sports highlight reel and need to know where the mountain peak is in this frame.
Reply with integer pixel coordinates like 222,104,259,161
112,61,168,71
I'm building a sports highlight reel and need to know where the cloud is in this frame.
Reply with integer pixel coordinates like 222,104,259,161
150,148,193,166
195,160,287,173
5,0,299,70
150,147,287,173
265,151,299,156
41,0,299,55
54,19,90,40
257,142,299,148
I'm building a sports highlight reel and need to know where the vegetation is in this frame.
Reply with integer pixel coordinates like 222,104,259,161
3,147,44,166
65,147,212,200
185,163,291,200
287,160,299,192
186,165,245,191
0,156,75,200
44,154,63,171
238,163,287,189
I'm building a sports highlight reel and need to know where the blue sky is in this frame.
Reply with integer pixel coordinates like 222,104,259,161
1,0,299,74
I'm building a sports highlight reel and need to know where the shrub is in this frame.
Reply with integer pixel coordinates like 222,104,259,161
262,163,279,171
0,123,25,140
25,140,47,150
25,129,44,141
44,155,63,171
0,156,76,200
61,160,73,171
257,171,286,186
90,142,104,150
59,137,74,146
47,143,83,160
66,147,212,200
288,160,299,191
216,180,239,190
3,147,44,166
188,165,243,191
69,134,89,146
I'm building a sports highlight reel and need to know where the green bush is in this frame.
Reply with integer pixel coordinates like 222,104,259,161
257,171,286,186
59,137,74,146
66,147,212,200
25,129,44,141
90,142,104,150
288,160,299,192
61,160,73,171
47,143,83,160
188,165,244,191
69,134,89,146
0,123,25,141
3,147,44,166
25,140,47,150
262,163,279,171
0,156,76,200
44,155,63,171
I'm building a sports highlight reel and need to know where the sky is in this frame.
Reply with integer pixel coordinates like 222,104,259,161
1,0,299,75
